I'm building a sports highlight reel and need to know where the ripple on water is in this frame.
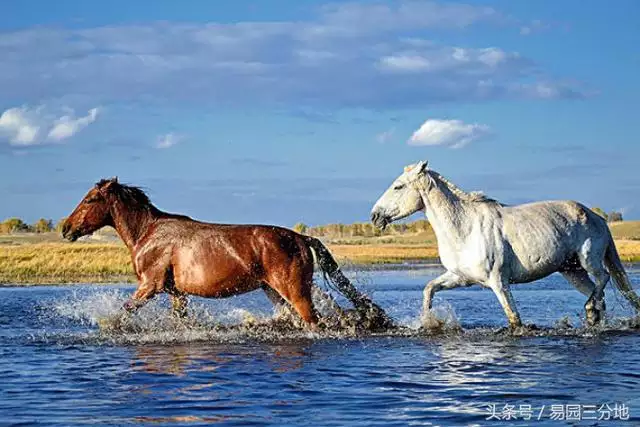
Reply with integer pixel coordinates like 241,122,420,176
22,287,640,347
3,273,640,426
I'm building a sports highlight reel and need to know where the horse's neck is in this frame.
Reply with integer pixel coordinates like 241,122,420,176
110,201,156,250
419,175,472,247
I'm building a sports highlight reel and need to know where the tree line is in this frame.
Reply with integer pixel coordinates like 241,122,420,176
591,208,624,223
0,218,66,234
294,219,434,238
294,207,625,238
0,207,625,236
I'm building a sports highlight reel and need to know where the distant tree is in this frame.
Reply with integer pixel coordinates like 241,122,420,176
301,218,434,239
33,218,53,233
608,211,623,222
293,222,308,234
591,207,608,221
351,223,364,237
1,218,29,233
54,218,68,233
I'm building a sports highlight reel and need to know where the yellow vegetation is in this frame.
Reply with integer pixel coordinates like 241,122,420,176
1,222,640,284
328,244,440,264
0,243,132,284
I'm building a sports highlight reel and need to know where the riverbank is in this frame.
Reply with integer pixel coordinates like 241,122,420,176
1,222,640,284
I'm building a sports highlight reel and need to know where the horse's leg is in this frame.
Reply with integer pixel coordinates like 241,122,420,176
266,278,319,327
421,271,469,321
123,270,165,313
560,268,600,324
561,268,596,297
123,282,159,313
580,251,610,326
286,282,319,326
263,284,286,305
489,278,522,328
262,284,294,319
170,294,188,318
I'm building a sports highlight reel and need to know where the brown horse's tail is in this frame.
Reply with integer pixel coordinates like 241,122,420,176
605,235,640,311
303,235,393,329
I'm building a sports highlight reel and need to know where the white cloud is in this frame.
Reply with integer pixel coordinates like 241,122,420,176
0,107,41,145
520,19,552,36
46,108,99,141
379,55,432,72
318,1,504,33
408,119,490,148
0,106,100,146
0,2,583,109
376,128,395,144
378,47,523,74
155,133,183,149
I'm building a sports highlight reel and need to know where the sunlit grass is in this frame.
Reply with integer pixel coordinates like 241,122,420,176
0,243,133,284
328,244,440,264
1,222,640,283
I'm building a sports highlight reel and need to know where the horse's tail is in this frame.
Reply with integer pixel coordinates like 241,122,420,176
605,234,640,311
303,235,393,328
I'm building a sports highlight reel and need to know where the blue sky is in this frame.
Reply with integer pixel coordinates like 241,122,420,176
1,1,639,226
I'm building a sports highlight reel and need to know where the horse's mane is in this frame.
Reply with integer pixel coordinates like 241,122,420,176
97,179,153,210
427,171,503,206
96,179,192,220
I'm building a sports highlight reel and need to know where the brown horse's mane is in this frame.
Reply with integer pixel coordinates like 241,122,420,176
97,179,192,220
97,179,154,211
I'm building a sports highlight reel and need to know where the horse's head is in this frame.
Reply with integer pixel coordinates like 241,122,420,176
371,161,428,230
62,178,117,241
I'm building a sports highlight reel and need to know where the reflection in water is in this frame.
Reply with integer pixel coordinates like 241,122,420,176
132,343,310,378
2,270,640,426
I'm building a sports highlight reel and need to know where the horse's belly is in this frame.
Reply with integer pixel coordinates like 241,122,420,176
508,256,565,284
176,276,261,298
173,259,261,298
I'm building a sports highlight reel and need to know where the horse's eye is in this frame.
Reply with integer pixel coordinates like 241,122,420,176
85,197,99,204
393,184,405,190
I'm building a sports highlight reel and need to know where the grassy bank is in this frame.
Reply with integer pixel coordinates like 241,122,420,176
1,221,640,284
0,243,132,284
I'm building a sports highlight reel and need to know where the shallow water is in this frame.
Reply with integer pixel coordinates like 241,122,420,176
2,267,640,426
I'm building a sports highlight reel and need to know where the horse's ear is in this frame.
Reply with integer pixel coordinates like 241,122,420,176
418,160,428,174
96,177,118,195
405,161,428,176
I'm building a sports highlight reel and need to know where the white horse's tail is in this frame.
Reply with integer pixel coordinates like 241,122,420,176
605,236,640,311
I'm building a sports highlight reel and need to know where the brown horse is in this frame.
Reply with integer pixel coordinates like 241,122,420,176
62,178,391,329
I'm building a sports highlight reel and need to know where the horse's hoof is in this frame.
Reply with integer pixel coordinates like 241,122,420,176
420,313,446,331
585,309,603,327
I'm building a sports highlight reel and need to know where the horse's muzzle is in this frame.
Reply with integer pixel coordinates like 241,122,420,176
61,224,79,242
370,212,389,230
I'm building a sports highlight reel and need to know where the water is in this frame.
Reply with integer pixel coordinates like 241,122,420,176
2,267,640,426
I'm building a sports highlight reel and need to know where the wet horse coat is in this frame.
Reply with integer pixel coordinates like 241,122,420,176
62,178,390,328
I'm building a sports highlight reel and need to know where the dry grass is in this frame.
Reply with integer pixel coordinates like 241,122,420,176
328,244,440,264
609,221,640,240
0,243,133,284
610,239,640,263
1,221,640,284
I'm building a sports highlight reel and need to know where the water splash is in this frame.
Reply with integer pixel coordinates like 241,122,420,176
43,286,405,345
416,302,461,334
38,285,640,345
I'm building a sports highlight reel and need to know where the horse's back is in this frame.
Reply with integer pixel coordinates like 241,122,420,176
150,219,312,297
499,200,609,281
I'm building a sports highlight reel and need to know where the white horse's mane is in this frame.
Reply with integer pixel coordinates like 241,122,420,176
427,170,502,205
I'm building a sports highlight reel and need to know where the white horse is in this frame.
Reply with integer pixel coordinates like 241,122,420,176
370,161,640,328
